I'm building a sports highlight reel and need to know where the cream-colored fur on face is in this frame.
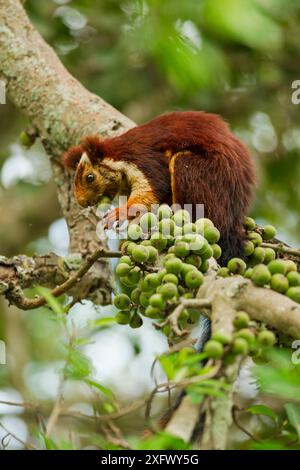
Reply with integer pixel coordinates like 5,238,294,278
102,158,153,197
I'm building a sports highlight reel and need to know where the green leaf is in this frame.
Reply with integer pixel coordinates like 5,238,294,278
41,434,58,450
202,0,283,52
65,348,93,380
284,403,300,439
250,441,294,450
85,378,116,400
58,439,75,450
246,404,278,422
74,337,93,347
186,390,204,404
254,349,300,401
180,352,207,365
186,378,229,401
136,431,190,450
92,317,116,328
196,379,231,390
159,355,176,380
39,432,75,450
187,384,225,398
103,402,116,414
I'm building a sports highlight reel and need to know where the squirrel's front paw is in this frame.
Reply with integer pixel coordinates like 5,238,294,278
102,207,120,230
103,207,131,230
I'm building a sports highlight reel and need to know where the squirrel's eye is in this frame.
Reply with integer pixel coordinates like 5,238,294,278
86,174,95,184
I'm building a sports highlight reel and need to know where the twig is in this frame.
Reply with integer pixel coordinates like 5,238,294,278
0,422,38,450
0,364,218,430
1,432,11,450
46,332,77,437
0,400,38,410
63,398,148,423
0,398,147,425
102,421,132,450
150,337,197,385
158,297,212,337
45,396,64,438
261,242,300,258
232,406,261,443
145,363,220,420
134,261,159,273
7,248,121,311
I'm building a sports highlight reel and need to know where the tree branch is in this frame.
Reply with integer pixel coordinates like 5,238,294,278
261,242,300,259
1,248,121,311
198,273,300,338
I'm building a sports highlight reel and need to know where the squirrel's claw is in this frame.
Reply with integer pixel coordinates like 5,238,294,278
102,208,119,230
103,207,129,231
102,206,142,232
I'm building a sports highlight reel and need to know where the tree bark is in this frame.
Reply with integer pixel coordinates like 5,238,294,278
0,0,135,304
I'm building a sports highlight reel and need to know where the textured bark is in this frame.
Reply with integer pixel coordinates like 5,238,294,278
199,393,234,450
164,395,202,443
0,0,135,304
198,273,300,339
0,253,75,294
0,248,122,310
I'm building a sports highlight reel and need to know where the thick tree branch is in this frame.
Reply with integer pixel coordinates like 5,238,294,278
261,242,300,259
0,248,121,311
198,273,300,338
0,0,135,305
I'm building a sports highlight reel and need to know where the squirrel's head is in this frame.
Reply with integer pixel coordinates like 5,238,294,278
63,136,123,207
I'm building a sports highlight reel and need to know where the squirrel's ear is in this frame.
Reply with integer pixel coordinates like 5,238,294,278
63,145,83,170
81,135,104,165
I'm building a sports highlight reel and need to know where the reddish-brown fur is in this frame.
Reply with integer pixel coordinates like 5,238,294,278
64,111,255,263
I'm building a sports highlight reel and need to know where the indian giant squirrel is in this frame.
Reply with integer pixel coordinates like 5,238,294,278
63,111,255,264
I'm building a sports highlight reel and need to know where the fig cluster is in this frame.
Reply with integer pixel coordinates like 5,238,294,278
217,217,300,303
113,209,298,351
113,206,221,331
204,311,277,361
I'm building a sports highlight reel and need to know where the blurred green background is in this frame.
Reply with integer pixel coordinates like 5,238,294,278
0,0,300,449
2,0,300,253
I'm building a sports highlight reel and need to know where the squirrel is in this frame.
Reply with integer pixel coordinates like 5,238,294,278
63,111,255,264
